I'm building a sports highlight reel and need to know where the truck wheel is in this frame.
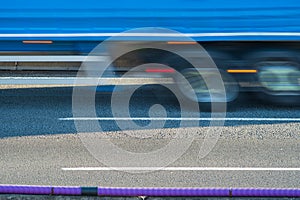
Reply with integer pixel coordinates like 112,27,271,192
244,50,300,105
174,68,239,111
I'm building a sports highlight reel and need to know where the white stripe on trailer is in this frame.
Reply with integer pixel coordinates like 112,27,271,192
0,32,300,37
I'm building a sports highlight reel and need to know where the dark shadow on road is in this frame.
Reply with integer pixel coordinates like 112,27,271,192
0,86,299,138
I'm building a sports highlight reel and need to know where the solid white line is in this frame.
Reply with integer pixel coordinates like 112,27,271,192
59,117,300,121
61,167,300,171
1,32,300,37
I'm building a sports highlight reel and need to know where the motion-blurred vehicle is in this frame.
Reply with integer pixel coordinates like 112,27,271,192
0,0,299,104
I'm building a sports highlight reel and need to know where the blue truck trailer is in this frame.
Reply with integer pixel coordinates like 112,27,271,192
0,0,299,104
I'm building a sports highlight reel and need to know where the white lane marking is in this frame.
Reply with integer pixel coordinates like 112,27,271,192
61,167,300,171
59,117,300,121
1,32,300,37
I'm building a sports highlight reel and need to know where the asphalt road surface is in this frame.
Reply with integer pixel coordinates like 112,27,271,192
0,85,299,188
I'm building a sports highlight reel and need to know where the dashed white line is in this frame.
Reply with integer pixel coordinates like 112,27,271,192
61,167,300,171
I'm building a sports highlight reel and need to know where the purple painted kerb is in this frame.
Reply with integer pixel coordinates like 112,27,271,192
98,187,229,196
1,185,300,197
232,188,300,197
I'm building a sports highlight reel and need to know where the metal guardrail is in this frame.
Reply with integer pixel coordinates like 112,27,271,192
0,55,107,62
0,55,109,70
0,54,174,87
0,77,175,88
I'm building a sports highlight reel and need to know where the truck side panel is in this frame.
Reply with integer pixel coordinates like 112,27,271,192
0,0,300,42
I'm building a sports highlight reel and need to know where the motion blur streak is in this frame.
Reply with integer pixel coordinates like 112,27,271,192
227,69,258,73
22,40,53,44
145,68,175,73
